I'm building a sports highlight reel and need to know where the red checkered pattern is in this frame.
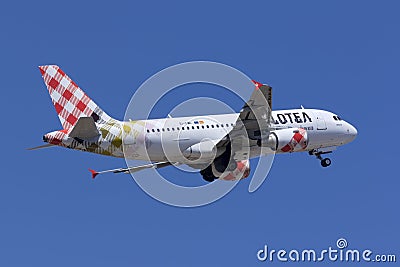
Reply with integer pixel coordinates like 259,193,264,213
281,128,308,152
44,129,68,146
39,65,111,129
220,160,250,181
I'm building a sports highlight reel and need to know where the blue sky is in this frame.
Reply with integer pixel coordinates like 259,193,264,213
1,1,399,266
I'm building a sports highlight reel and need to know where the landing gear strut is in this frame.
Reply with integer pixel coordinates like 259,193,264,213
309,150,332,168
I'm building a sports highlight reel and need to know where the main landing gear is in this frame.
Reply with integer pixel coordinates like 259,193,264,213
200,165,217,182
309,150,332,167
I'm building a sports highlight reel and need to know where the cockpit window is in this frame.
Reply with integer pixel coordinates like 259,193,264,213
333,115,342,121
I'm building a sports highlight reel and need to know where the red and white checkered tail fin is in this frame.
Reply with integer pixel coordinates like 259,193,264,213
39,65,113,129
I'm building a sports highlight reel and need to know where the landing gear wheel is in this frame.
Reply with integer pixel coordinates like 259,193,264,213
202,175,215,182
200,166,216,182
321,158,331,167
310,149,333,167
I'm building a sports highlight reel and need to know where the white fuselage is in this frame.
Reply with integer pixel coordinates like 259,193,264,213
133,108,357,162
42,107,357,169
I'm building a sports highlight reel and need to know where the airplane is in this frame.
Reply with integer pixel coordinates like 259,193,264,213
30,65,358,182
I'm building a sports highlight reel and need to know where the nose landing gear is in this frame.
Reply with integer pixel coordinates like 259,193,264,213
309,149,332,167
321,158,331,167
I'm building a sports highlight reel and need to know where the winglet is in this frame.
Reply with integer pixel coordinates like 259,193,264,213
251,80,272,110
89,169,99,179
252,80,263,89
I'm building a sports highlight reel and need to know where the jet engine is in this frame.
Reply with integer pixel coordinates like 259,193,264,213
200,159,250,182
257,128,308,152
183,140,217,161
216,159,250,181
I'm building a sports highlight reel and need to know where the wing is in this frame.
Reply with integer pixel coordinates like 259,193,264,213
216,80,273,161
238,80,272,139
89,162,176,179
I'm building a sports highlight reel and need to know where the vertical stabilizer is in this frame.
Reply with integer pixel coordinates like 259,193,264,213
39,65,113,129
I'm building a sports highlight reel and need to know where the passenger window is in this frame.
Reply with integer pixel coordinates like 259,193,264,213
197,126,200,129
187,126,190,130
147,129,150,133
216,125,219,128
201,125,205,129
206,125,209,128
152,129,155,132
157,129,160,132
192,126,195,130
211,125,214,128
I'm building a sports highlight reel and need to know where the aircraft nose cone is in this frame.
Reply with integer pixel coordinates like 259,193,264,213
347,124,358,142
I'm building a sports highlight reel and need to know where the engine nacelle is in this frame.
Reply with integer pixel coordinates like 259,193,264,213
258,128,308,152
183,140,217,161
213,160,250,181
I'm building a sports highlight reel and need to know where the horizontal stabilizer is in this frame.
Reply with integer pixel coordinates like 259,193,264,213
69,117,99,139
89,162,175,179
27,143,55,150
